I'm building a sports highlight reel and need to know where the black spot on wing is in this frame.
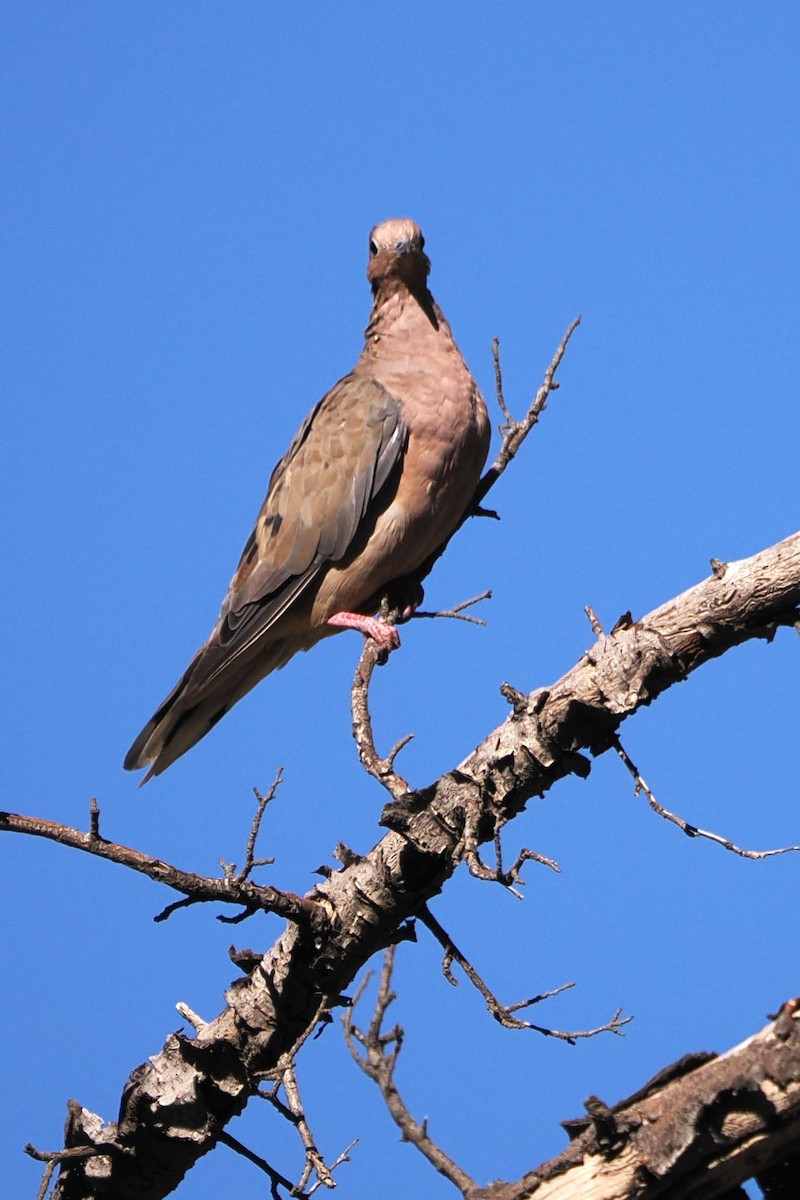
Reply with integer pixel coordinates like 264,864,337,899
239,530,258,567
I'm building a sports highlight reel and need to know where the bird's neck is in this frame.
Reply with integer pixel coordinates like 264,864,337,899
364,278,441,348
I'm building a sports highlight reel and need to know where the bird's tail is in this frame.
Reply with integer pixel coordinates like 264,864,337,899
124,637,295,782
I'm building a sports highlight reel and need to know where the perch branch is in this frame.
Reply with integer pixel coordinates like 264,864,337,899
349,637,412,799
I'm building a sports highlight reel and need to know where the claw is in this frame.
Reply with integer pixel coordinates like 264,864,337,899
327,611,401,649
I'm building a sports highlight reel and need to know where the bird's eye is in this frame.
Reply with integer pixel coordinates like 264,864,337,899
369,239,379,257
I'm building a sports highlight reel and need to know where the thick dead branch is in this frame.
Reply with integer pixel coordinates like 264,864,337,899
9,529,799,1199
480,998,800,1200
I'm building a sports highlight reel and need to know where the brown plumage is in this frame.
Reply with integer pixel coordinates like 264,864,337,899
124,218,490,781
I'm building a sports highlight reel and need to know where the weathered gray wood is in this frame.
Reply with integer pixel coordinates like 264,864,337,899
47,530,800,1197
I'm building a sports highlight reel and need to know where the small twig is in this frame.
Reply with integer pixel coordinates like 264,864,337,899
216,904,262,925
176,1001,207,1032
306,1140,359,1197
413,590,492,627
474,317,581,507
492,336,514,427
89,796,100,839
499,680,529,711
153,895,201,922
457,791,558,896
255,1059,355,1194
613,736,800,860
237,770,283,882
404,319,581,611
418,905,628,1042
343,948,479,1196
584,605,604,636
494,832,561,887
26,1141,126,1200
34,1162,55,1200
285,1064,334,1193
218,1129,299,1199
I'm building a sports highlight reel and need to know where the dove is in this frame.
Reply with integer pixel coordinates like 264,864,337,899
124,218,490,780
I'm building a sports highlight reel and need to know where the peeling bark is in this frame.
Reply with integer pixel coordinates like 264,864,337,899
477,998,800,1200
17,529,800,1197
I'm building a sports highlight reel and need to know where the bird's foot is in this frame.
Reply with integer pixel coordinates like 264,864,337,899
327,611,401,649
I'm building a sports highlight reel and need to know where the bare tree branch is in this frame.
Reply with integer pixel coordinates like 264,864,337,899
10,527,799,1200
477,317,580,496
613,735,800,859
412,589,492,626
217,1130,297,1198
0,808,321,926
408,319,581,590
343,948,479,1197
483,998,800,1200
349,635,413,799
417,905,630,1041
237,769,283,880
6,310,800,1196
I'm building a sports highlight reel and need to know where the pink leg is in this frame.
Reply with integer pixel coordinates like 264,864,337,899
327,611,401,649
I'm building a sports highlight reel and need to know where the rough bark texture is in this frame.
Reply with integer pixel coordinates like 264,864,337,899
46,530,800,1197
476,998,800,1200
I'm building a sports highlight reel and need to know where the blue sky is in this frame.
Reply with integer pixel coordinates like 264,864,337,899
2,4,799,1197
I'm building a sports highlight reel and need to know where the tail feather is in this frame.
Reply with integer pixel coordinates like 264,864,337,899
124,635,299,781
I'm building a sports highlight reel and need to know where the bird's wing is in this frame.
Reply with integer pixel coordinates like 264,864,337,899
185,372,407,694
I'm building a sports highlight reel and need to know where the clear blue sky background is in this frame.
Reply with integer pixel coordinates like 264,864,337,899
3,5,799,1198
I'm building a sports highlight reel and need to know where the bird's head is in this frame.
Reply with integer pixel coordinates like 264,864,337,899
367,218,431,291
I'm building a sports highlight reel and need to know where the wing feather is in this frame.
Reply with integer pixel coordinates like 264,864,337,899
180,374,407,695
